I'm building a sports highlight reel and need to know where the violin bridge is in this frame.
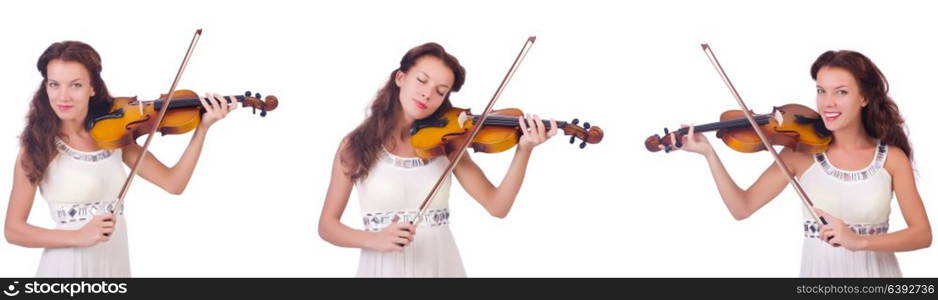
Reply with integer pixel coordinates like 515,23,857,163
774,107,784,124
457,111,469,129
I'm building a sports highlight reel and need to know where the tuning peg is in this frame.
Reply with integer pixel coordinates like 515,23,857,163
571,118,579,125
255,92,261,99
675,137,683,148
252,107,257,115
260,109,267,117
569,136,575,144
579,141,587,149
664,127,669,135
583,122,591,130
245,91,252,97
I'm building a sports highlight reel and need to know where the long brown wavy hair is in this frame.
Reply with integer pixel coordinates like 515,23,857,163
342,43,466,181
20,41,114,183
810,50,912,161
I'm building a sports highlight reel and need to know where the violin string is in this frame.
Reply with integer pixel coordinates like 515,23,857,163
701,43,822,225
684,114,770,134
153,96,239,110
473,116,566,128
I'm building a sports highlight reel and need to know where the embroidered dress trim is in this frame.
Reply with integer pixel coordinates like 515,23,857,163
55,138,113,162
814,141,887,182
803,220,889,239
363,208,450,231
52,200,124,224
380,148,431,168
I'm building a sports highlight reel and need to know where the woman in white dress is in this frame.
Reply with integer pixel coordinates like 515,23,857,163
668,50,931,276
4,41,235,277
319,43,557,277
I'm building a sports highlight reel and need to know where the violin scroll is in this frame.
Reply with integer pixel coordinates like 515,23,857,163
241,91,279,117
645,128,677,153
564,118,604,149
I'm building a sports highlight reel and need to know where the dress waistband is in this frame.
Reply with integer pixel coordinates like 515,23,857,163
52,200,123,225
362,208,449,232
803,220,888,238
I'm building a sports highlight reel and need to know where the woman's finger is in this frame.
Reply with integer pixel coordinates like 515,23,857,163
534,115,546,143
518,115,529,137
548,118,558,137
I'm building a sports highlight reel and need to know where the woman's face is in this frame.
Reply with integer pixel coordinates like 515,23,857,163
815,66,867,133
395,55,454,121
45,59,95,123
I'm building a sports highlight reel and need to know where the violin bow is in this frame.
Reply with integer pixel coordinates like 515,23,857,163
111,29,203,215
700,43,826,226
411,36,537,226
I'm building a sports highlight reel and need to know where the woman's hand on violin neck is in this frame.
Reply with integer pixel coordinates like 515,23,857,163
198,93,238,130
815,208,868,251
517,114,558,152
366,222,416,252
662,124,714,156
71,214,115,247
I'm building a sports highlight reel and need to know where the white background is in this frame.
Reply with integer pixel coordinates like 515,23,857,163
0,0,934,277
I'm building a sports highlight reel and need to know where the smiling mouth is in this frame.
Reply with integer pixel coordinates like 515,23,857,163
823,111,841,121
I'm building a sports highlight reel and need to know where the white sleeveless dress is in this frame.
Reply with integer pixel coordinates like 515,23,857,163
798,141,901,277
354,149,466,277
35,138,130,277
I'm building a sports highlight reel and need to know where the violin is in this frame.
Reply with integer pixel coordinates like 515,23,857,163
410,107,604,159
644,103,831,154
88,89,278,149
